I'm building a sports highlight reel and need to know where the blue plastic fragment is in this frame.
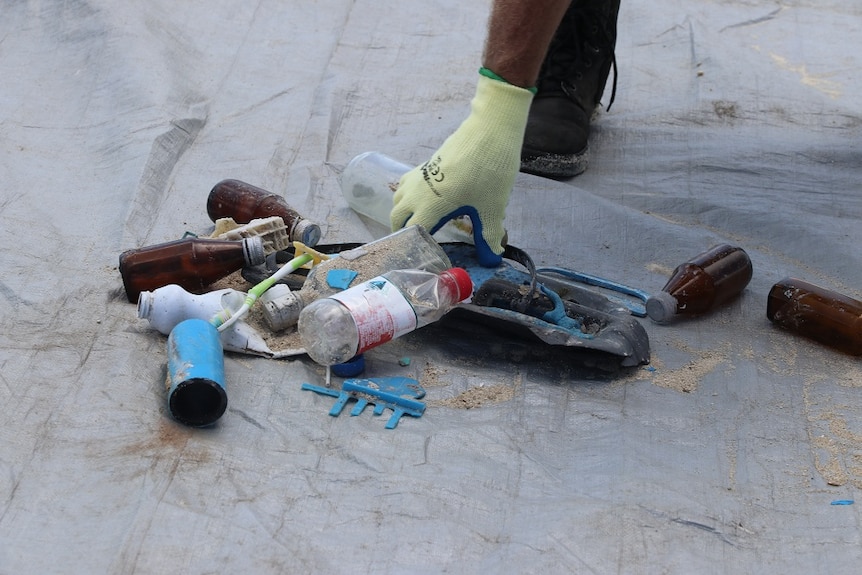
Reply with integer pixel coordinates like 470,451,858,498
326,268,359,290
301,376,426,429
831,500,854,506
539,285,594,339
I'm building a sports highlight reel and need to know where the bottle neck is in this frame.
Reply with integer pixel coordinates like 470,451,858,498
241,236,266,266
137,290,154,319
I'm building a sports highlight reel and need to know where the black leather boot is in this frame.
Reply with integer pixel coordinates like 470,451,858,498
520,0,620,178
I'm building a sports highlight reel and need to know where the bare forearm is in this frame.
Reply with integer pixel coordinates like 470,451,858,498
482,0,573,88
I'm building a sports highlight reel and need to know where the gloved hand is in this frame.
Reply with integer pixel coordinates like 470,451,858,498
391,73,534,267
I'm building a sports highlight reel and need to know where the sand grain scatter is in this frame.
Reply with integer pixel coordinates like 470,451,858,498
431,384,516,409
647,342,731,393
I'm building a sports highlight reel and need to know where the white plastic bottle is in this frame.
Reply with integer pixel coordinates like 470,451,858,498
298,267,473,366
137,284,246,335
340,151,475,243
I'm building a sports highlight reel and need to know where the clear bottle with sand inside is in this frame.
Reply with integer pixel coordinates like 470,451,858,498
263,225,454,331
298,267,473,365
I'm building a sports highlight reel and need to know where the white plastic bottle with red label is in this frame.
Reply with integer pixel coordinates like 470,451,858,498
298,267,473,366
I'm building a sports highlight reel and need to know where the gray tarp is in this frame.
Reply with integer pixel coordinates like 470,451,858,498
2,1,861,572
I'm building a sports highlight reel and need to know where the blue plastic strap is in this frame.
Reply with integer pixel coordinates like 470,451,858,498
537,267,650,317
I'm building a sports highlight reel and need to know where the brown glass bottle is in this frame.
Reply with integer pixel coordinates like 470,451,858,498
206,179,321,247
119,236,265,303
767,277,862,355
646,244,753,323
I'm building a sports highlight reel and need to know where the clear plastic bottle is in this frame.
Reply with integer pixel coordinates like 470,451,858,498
261,225,454,331
207,179,321,247
137,284,246,335
119,236,265,303
299,225,452,298
767,277,862,355
646,244,753,324
340,151,475,243
298,267,473,366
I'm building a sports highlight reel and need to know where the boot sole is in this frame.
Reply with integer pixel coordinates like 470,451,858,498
520,145,590,179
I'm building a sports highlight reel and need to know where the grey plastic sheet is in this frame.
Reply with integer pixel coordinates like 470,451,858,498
2,1,861,572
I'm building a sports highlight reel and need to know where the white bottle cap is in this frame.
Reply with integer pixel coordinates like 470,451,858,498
260,284,304,331
645,291,678,324
137,290,154,320
241,236,266,266
260,283,291,304
292,219,322,247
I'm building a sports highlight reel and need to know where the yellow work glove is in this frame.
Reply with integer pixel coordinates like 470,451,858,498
391,72,534,267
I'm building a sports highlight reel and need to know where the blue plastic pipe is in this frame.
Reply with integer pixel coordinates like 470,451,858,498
166,318,227,427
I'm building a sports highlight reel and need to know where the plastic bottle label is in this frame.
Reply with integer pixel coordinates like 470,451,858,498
330,276,417,354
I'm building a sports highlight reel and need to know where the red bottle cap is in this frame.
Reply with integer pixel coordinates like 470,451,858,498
442,267,473,302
